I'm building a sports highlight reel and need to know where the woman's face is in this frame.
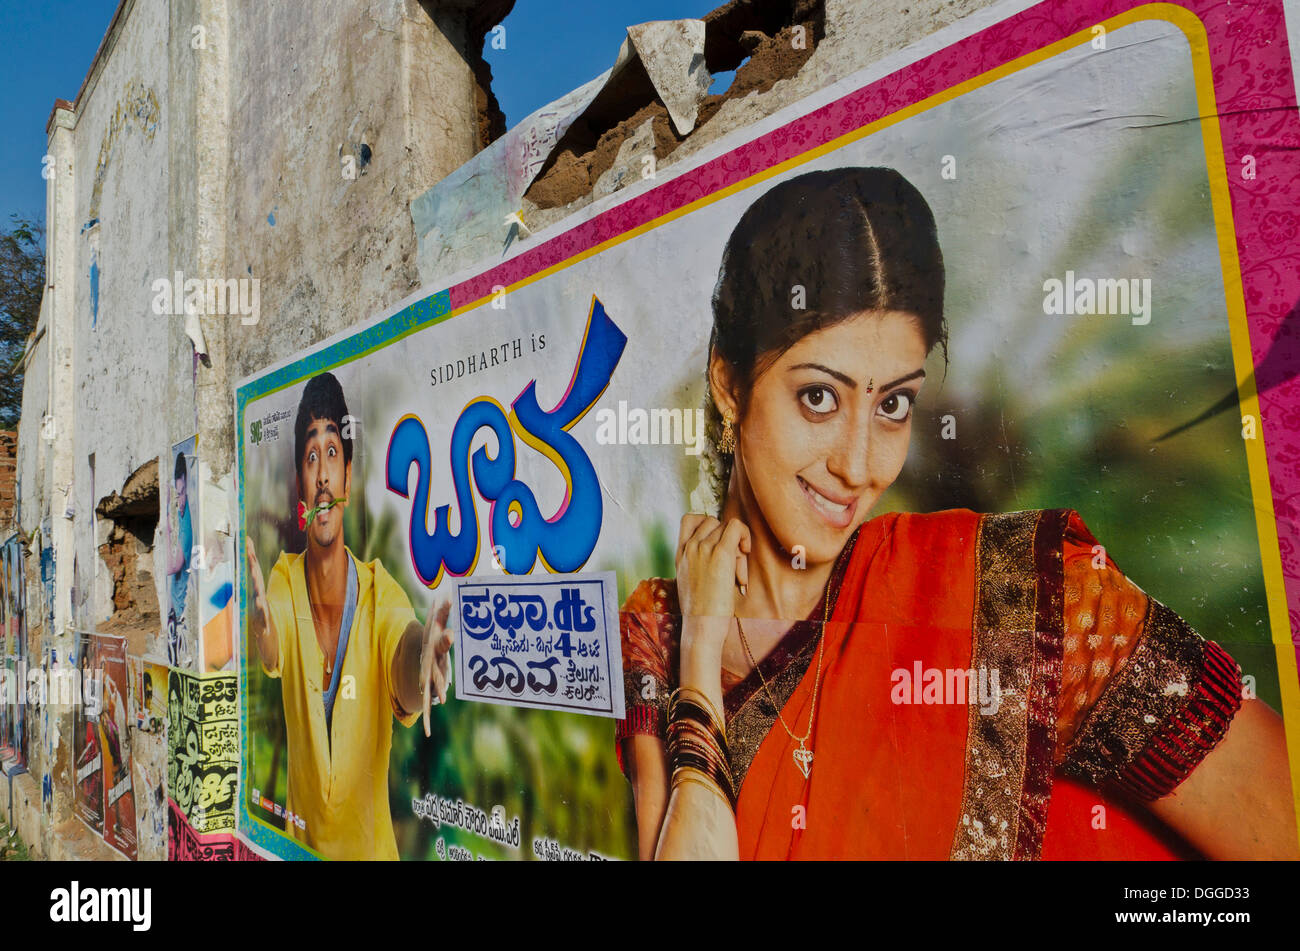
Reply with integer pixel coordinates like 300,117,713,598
720,310,929,566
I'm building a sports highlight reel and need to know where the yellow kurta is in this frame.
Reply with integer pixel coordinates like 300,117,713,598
262,547,419,860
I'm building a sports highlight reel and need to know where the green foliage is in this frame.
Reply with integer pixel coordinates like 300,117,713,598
878,95,1280,706
0,820,29,861
0,215,44,427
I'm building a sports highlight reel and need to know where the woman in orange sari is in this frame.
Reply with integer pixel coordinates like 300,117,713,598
615,167,1298,860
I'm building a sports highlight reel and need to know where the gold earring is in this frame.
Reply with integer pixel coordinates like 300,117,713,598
719,411,736,454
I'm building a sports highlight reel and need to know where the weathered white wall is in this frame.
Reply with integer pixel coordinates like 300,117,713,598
15,302,51,860
67,0,171,638
222,0,482,389
18,0,493,859
44,103,77,653
18,314,49,535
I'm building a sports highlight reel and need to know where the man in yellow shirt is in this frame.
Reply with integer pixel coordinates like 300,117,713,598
245,371,452,860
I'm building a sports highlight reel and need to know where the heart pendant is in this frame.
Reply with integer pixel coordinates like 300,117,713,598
792,746,814,778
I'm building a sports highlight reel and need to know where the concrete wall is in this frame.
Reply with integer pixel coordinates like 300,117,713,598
15,273,51,858
67,0,171,644
18,314,49,535
212,0,493,480
13,0,494,861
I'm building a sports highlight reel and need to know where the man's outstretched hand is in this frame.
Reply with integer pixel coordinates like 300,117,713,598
420,601,454,737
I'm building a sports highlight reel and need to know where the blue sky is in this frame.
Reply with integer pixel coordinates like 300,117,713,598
485,0,727,127
0,0,121,225
0,1,722,228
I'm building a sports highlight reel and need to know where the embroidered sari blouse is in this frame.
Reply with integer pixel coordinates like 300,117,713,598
614,509,1243,860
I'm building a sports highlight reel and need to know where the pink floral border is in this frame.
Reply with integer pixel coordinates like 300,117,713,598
446,0,1300,662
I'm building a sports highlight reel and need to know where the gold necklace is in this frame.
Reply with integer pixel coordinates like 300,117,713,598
735,576,832,780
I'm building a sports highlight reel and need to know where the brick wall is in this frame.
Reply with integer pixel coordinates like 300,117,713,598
0,430,17,535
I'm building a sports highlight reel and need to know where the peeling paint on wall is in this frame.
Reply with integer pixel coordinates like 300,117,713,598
89,79,160,220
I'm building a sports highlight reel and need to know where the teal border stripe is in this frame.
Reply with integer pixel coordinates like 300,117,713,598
238,289,452,408
235,288,451,860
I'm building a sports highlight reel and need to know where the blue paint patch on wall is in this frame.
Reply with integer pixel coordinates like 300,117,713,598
267,209,276,226
82,219,101,328
89,258,99,329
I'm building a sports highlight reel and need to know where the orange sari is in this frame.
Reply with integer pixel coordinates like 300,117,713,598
617,509,1241,860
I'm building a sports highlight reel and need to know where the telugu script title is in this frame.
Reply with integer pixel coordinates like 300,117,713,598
386,296,627,584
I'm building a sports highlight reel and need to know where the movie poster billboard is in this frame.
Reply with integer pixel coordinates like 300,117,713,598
238,0,1300,860
131,659,167,734
0,537,24,766
129,657,169,861
197,475,237,673
0,657,11,760
96,635,136,859
166,436,198,668
73,632,103,836
1,538,13,655
168,669,239,853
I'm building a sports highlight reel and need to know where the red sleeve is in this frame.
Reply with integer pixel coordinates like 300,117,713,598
613,579,680,778
1057,512,1243,800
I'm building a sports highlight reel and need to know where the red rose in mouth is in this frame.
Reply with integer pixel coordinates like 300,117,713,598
297,500,307,531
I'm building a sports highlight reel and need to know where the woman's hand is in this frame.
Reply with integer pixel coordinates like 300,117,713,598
649,514,749,861
675,514,750,632
674,514,750,718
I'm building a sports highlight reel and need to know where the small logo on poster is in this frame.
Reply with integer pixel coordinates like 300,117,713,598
454,571,624,718
249,408,290,447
